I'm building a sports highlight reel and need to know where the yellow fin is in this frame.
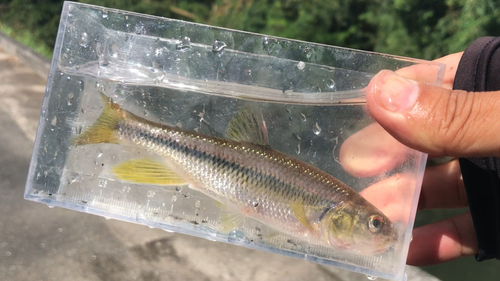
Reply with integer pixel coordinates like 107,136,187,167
290,200,314,232
112,158,188,186
71,92,123,145
216,202,245,233
225,106,268,146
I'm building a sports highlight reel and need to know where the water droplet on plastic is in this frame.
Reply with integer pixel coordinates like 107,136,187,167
39,243,45,248
300,113,306,122
98,55,109,68
176,36,191,50
366,275,377,280
228,230,246,242
262,36,270,51
91,255,97,260
57,228,63,233
98,180,107,188
67,93,74,106
102,11,108,19
75,65,80,70
152,68,165,84
296,144,301,154
313,122,321,135
293,132,301,141
96,152,103,158
327,79,336,90
135,23,145,35
79,32,88,47
96,43,109,69
304,47,312,59
144,110,149,116
5,251,11,256
212,40,227,57
297,61,305,70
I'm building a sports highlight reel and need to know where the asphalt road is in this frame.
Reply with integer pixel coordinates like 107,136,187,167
0,41,439,281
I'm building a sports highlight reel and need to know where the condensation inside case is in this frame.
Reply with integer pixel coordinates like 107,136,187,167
25,2,445,280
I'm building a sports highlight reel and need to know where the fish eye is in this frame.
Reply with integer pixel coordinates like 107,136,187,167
368,215,384,233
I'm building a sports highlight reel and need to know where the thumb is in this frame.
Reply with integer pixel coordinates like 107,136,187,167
366,70,500,157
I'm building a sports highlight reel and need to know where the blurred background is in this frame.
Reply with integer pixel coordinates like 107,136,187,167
2,0,500,60
0,1,500,280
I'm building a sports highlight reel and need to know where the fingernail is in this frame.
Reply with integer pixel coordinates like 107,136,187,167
374,71,419,112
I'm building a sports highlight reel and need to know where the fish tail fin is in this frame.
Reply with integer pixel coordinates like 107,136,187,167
71,92,123,145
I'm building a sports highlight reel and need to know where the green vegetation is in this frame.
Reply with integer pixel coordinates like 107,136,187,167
1,0,500,59
0,22,53,58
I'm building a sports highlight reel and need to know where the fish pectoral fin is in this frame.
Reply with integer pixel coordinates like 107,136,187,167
112,158,188,186
216,202,246,233
291,200,314,232
225,106,269,147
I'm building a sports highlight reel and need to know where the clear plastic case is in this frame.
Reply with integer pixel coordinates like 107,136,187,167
25,2,445,280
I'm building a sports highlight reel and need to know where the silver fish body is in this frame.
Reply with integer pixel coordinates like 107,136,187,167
121,117,349,235
74,94,397,254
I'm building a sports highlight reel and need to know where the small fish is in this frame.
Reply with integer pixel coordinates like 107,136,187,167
73,93,397,255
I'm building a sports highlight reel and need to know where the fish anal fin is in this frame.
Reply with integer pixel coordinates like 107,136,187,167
216,202,246,233
225,106,269,146
291,200,314,232
112,158,188,186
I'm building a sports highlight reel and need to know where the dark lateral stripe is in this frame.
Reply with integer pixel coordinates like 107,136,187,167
133,126,305,200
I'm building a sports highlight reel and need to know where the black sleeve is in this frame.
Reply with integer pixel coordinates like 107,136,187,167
453,36,500,261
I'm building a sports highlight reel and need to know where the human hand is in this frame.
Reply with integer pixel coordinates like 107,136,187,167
341,52,488,265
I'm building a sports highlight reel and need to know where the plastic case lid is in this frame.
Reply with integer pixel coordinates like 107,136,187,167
25,2,445,280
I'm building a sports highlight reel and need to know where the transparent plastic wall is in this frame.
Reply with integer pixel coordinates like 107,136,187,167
25,2,445,280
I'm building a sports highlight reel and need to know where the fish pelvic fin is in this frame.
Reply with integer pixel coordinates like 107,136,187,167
112,158,188,186
71,92,123,145
225,106,269,146
291,200,314,232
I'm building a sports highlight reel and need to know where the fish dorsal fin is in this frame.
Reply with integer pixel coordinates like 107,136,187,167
225,106,269,146
291,200,314,232
112,158,188,186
